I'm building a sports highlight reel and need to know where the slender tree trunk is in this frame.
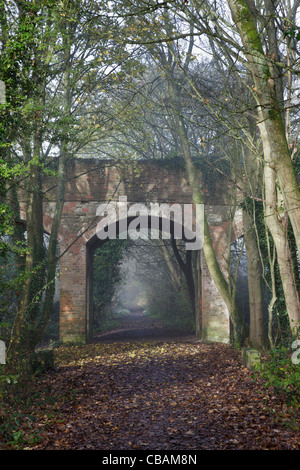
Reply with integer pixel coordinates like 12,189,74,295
243,207,265,348
35,22,72,343
167,78,246,345
170,235,195,315
158,239,183,293
6,3,55,367
7,126,45,372
242,144,266,349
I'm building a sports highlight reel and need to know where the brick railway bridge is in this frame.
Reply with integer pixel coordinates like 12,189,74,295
19,158,243,344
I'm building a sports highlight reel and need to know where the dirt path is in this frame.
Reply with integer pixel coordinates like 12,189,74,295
25,339,299,451
93,309,195,343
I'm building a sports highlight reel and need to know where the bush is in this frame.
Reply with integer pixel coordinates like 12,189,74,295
255,346,300,408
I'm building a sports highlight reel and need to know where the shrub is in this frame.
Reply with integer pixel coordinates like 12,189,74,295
255,346,300,408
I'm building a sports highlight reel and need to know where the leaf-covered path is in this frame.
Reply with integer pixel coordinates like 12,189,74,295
26,339,299,451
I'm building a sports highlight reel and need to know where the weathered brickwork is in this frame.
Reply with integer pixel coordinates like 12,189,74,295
19,158,243,344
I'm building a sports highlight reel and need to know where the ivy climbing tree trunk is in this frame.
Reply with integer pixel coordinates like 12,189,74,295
242,145,266,349
6,3,54,372
264,164,300,332
243,207,265,348
227,0,300,261
226,0,300,334
34,15,72,345
7,106,46,372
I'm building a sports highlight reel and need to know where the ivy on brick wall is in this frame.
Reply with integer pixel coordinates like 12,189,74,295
93,238,129,331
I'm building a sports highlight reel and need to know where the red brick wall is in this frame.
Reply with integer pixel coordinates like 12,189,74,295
19,159,242,344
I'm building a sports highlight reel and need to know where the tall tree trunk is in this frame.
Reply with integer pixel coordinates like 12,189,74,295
264,165,300,331
243,207,265,348
170,235,195,316
158,239,183,293
242,145,266,349
7,127,45,373
227,0,300,259
34,19,72,344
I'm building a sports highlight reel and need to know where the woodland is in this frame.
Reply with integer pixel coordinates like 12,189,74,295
0,0,299,451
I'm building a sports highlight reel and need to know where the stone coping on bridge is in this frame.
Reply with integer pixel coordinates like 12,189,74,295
19,157,233,206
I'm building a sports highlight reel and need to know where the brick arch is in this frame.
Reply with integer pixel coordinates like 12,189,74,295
58,213,235,344
86,214,202,250
83,210,203,341
18,158,240,345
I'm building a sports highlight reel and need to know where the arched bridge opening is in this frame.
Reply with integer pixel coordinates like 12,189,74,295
86,214,202,343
